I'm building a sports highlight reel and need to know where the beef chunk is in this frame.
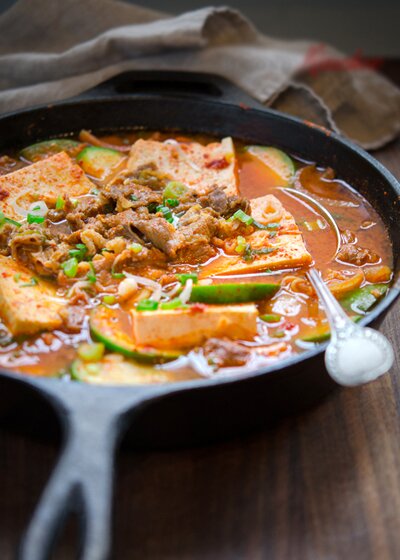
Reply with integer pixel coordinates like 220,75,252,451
337,244,380,266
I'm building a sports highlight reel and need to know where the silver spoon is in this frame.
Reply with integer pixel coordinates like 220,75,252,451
307,268,394,386
280,186,394,386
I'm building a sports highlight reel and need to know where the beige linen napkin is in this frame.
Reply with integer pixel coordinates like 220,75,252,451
0,0,398,149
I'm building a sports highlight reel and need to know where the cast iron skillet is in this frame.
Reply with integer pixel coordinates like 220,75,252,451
0,71,398,560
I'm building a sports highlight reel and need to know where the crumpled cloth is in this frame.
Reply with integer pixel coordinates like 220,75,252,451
0,0,399,149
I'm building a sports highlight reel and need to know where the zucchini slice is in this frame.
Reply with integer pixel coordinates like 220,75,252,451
70,355,200,385
76,146,125,181
189,283,279,304
245,146,295,185
90,305,180,362
20,139,82,162
301,316,361,343
339,284,388,315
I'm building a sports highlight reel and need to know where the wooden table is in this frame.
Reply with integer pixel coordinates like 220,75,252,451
1,66,400,560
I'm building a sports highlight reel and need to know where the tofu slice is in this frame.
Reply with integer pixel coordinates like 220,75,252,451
0,255,66,335
0,151,94,221
202,194,312,276
131,304,258,349
128,137,238,195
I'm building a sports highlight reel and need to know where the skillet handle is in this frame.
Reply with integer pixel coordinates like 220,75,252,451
76,70,264,109
18,397,126,560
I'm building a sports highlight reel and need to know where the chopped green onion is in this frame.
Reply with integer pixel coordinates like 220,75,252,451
136,299,159,311
27,214,45,224
235,236,247,254
147,202,158,213
164,198,179,208
103,294,116,305
131,195,138,201
130,242,143,254
55,196,65,210
91,188,100,195
111,270,125,279
228,209,254,225
0,211,21,228
77,342,105,363
260,314,281,323
272,330,285,338
13,273,21,283
163,181,188,200
20,277,39,287
61,257,79,278
160,298,187,310
156,205,174,223
101,248,114,254
176,273,198,285
253,220,280,230
87,262,97,284
69,243,87,260
253,247,276,255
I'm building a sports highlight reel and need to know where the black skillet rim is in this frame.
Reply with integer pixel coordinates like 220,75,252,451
0,95,399,393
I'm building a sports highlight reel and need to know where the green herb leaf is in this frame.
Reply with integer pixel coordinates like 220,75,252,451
13,273,21,283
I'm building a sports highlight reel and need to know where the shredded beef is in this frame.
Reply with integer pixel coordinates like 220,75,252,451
203,338,250,367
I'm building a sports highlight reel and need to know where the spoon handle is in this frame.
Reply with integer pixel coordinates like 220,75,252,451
306,268,349,332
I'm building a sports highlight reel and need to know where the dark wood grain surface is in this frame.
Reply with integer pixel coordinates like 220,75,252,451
1,66,400,560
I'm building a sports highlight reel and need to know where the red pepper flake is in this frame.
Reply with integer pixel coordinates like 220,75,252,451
0,188,9,200
205,157,229,170
283,321,296,331
190,303,206,313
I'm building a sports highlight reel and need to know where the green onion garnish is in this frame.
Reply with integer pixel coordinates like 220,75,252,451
130,242,143,254
13,273,21,283
253,220,280,230
156,205,174,223
69,243,88,260
163,181,188,200
136,299,159,311
176,273,198,285
0,211,21,228
164,198,179,208
131,195,138,201
61,257,79,278
55,196,65,210
260,314,281,323
103,294,116,305
111,270,125,279
228,209,254,225
235,236,247,254
27,214,45,224
87,262,97,284
20,277,39,287
160,298,187,310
